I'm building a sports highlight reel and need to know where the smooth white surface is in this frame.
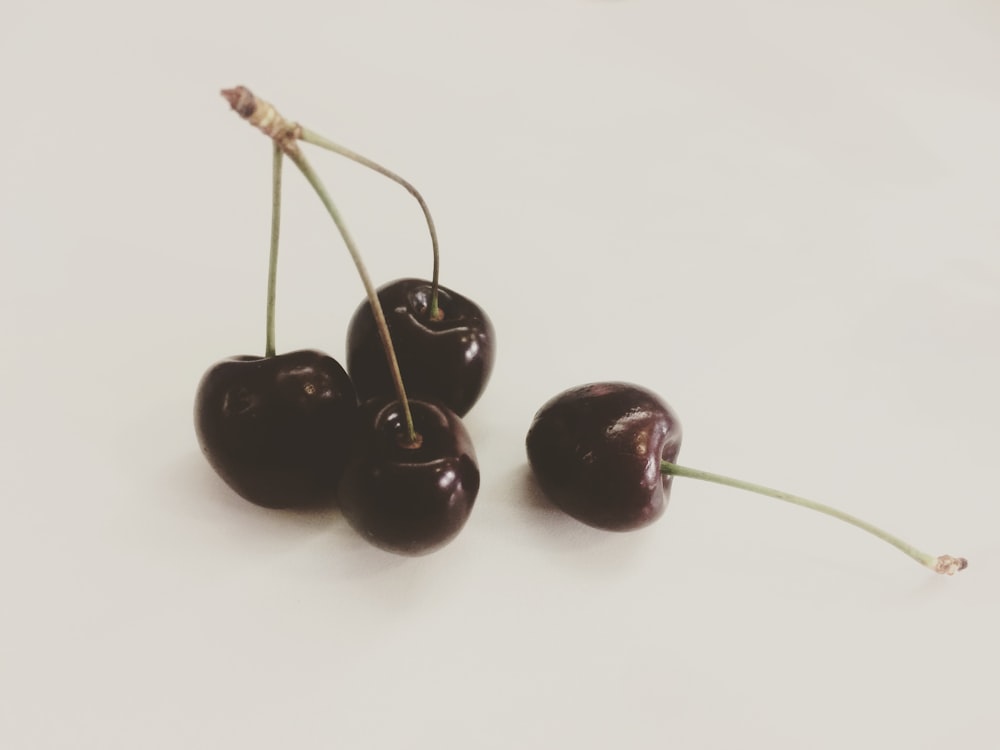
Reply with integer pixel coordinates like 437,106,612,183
2,1,998,748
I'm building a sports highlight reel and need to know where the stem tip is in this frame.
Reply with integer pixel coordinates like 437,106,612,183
221,86,255,118
221,85,300,155
933,555,968,575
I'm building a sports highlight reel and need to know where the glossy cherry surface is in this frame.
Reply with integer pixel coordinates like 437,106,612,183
526,382,683,531
339,397,480,555
195,349,358,510
346,278,495,417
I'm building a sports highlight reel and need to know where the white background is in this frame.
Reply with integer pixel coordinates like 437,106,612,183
2,1,998,748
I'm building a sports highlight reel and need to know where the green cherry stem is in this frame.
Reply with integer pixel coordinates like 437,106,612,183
297,127,443,320
286,148,419,446
660,461,967,575
265,142,283,358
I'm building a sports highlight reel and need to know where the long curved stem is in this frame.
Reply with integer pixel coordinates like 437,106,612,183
660,461,967,575
265,142,283,358
298,127,443,320
286,149,419,446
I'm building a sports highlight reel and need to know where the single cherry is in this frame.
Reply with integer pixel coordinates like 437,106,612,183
339,398,479,555
346,278,495,416
526,382,681,531
527,382,968,575
290,126,495,416
196,120,357,509
195,351,357,509
222,86,482,554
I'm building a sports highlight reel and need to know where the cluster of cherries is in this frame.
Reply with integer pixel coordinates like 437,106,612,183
197,87,967,575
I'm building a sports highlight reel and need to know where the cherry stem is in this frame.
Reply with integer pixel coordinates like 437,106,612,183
221,86,421,446
286,148,419,446
660,460,968,575
265,142,283,358
297,127,443,320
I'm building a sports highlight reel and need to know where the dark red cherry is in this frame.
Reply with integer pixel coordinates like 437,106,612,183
346,278,495,417
195,349,358,510
339,397,480,555
525,382,682,531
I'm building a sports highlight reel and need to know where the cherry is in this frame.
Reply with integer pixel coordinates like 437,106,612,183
292,127,495,416
222,86,481,554
346,278,495,416
195,351,357,509
196,125,358,510
526,382,681,531
527,382,968,575
339,398,479,555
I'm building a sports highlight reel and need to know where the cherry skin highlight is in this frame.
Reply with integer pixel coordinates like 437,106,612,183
339,397,480,555
526,382,682,531
195,349,358,510
346,278,495,417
